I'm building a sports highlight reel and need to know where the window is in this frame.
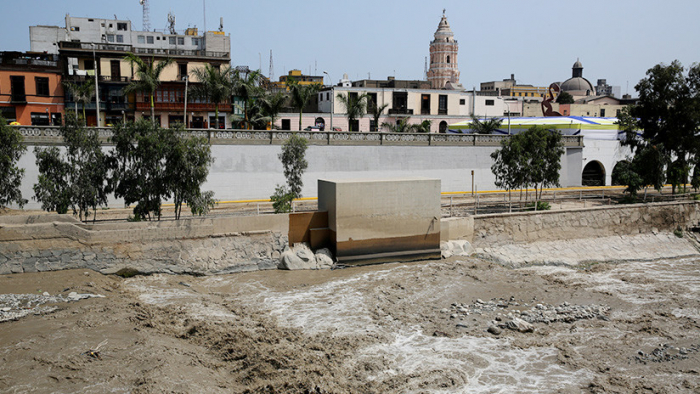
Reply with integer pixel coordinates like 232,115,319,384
31,112,50,126
460,99,465,105
439,121,448,133
209,116,226,129
392,92,408,113
178,64,187,79
178,37,185,45
51,113,62,126
447,55,450,64
169,37,176,45
281,119,291,130
367,93,377,111
116,35,124,43
107,34,115,42
192,38,200,46
146,36,154,44
35,77,49,96
70,26,80,31
421,94,431,115
84,59,94,70
10,76,25,102
326,92,329,101
137,35,145,44
370,119,377,132
485,99,495,106
117,22,127,31
438,95,447,115
110,60,121,80
600,108,606,117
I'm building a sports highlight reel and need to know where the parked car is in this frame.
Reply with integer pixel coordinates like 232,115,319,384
304,126,323,131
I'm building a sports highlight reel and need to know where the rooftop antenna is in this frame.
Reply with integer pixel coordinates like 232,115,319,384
203,0,206,33
139,0,150,31
219,17,223,32
424,56,428,81
269,50,274,81
167,11,176,35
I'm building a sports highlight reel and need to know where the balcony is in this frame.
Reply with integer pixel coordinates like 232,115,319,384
133,47,229,59
135,101,225,112
388,108,413,115
10,94,26,103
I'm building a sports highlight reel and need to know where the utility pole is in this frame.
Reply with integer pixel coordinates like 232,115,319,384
92,43,100,128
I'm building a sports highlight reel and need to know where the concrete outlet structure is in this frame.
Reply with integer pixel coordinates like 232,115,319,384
318,178,442,264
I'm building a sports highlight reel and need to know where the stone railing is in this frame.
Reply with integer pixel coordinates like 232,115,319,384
15,126,585,148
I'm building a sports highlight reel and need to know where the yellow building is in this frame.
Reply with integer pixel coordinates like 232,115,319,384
270,69,324,89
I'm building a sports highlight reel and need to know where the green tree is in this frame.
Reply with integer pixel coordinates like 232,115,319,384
63,80,95,123
231,69,263,129
271,134,308,213
288,79,321,131
123,54,175,121
556,91,575,104
33,147,71,213
471,116,503,134
256,91,287,130
490,126,564,201
33,113,109,221
111,118,175,220
381,117,415,133
627,60,700,193
369,103,388,132
0,117,28,208
611,160,643,197
189,64,233,130
166,124,215,220
336,92,368,132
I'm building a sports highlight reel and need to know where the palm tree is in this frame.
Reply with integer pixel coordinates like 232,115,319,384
414,119,432,133
336,92,369,132
123,53,175,121
231,69,262,129
288,79,321,131
470,116,503,134
189,64,233,129
369,103,388,132
382,117,415,133
63,80,95,124
256,91,287,129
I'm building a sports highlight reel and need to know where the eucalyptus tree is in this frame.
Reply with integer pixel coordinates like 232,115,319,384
33,113,109,221
336,92,368,132
190,64,233,129
123,53,175,121
63,80,95,123
231,68,263,129
0,117,27,208
288,78,321,131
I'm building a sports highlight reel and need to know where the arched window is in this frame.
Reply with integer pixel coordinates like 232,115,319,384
439,121,448,133
582,161,606,186
315,117,325,131
447,55,450,64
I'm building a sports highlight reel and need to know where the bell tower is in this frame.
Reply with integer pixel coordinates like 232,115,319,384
427,10,460,89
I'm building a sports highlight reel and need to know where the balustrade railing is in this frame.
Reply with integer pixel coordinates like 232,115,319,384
14,126,585,148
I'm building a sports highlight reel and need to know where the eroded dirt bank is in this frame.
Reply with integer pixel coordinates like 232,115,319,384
1,251,699,393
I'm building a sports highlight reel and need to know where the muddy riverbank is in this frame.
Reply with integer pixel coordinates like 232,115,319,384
1,237,699,393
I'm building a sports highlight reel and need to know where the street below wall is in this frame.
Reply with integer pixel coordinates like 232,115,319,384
1,238,699,393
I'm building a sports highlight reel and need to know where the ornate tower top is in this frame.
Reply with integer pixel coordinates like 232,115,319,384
427,11,460,89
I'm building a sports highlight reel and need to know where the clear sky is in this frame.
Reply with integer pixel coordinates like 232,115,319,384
2,0,699,95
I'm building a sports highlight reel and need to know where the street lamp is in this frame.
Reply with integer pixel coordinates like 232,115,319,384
91,43,101,128
323,71,333,131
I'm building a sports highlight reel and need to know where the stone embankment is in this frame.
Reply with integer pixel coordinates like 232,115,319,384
0,214,289,275
2,201,700,275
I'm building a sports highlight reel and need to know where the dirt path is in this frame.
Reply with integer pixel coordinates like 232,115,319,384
1,253,699,393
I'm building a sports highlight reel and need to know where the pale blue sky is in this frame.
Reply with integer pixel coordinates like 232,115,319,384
2,0,699,95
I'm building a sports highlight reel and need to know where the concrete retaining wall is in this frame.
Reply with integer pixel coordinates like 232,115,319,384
470,201,700,247
0,214,289,275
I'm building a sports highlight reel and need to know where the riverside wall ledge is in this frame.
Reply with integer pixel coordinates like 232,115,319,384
2,201,698,275
15,126,585,148
0,214,289,275
470,201,700,248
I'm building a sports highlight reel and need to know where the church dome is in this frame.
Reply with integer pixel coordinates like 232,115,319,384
560,77,595,96
573,60,583,69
